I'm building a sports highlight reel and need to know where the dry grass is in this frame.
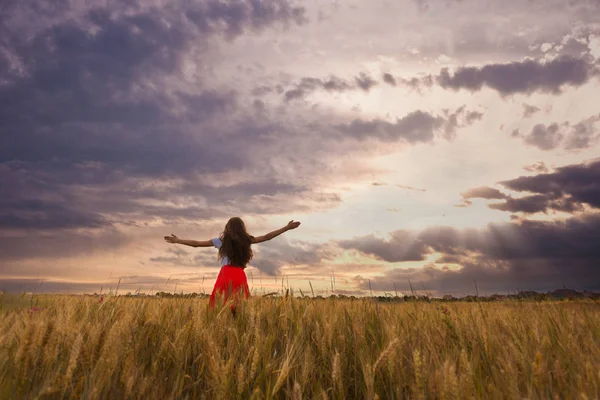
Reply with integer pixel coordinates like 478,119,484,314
0,293,599,399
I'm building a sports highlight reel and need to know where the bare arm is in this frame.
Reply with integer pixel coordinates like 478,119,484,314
164,234,214,247
253,220,301,244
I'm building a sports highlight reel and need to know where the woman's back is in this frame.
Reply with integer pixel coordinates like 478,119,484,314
216,217,254,268
164,217,301,310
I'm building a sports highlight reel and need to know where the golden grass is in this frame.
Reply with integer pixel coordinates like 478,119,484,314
0,294,599,399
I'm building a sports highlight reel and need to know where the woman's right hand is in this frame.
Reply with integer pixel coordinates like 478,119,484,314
164,234,179,244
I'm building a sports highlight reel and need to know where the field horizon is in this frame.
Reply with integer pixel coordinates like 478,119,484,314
4,286,599,302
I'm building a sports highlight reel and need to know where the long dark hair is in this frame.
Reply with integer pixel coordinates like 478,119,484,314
218,217,254,267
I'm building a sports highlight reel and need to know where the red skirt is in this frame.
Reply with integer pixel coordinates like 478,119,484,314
209,265,250,308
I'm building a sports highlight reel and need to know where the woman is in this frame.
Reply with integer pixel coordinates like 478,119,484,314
164,217,301,310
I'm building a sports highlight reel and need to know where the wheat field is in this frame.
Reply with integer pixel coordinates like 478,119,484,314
0,293,598,400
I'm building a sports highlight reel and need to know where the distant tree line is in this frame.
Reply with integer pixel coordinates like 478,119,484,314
109,288,600,301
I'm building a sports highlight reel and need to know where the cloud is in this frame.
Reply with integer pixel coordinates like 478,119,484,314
461,159,600,215
2,0,373,274
398,76,435,93
489,195,582,214
461,186,507,200
524,123,566,150
337,111,441,143
338,231,429,262
0,229,131,261
149,247,220,268
283,72,378,101
515,114,600,151
0,0,306,178
0,0,305,124
0,2,302,161
0,279,108,294
382,73,397,86
493,159,600,212
522,104,541,118
564,114,600,150
4,0,599,296
408,0,600,64
0,274,217,294
336,107,482,144
0,1,342,235
523,162,549,174
423,56,598,95
355,72,378,91
341,213,600,294
0,199,108,230
396,185,427,192
184,0,307,39
250,239,332,275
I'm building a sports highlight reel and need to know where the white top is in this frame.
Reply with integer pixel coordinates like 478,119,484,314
211,238,228,266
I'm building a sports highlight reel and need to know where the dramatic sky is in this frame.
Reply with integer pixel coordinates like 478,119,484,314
1,0,600,296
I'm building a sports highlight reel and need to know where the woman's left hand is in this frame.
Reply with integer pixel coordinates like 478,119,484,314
286,220,301,230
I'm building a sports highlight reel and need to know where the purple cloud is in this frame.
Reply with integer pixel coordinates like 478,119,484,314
283,73,378,101
336,107,482,143
341,213,600,294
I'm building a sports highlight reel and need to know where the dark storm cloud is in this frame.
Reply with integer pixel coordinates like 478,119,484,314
0,13,187,130
0,199,108,230
0,0,304,161
460,159,600,215
342,213,600,294
488,195,582,214
494,159,600,211
336,107,482,143
0,0,309,234
283,73,378,101
341,160,600,293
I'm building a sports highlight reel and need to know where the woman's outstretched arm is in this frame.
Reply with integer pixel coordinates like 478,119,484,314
164,234,214,247
253,220,301,244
